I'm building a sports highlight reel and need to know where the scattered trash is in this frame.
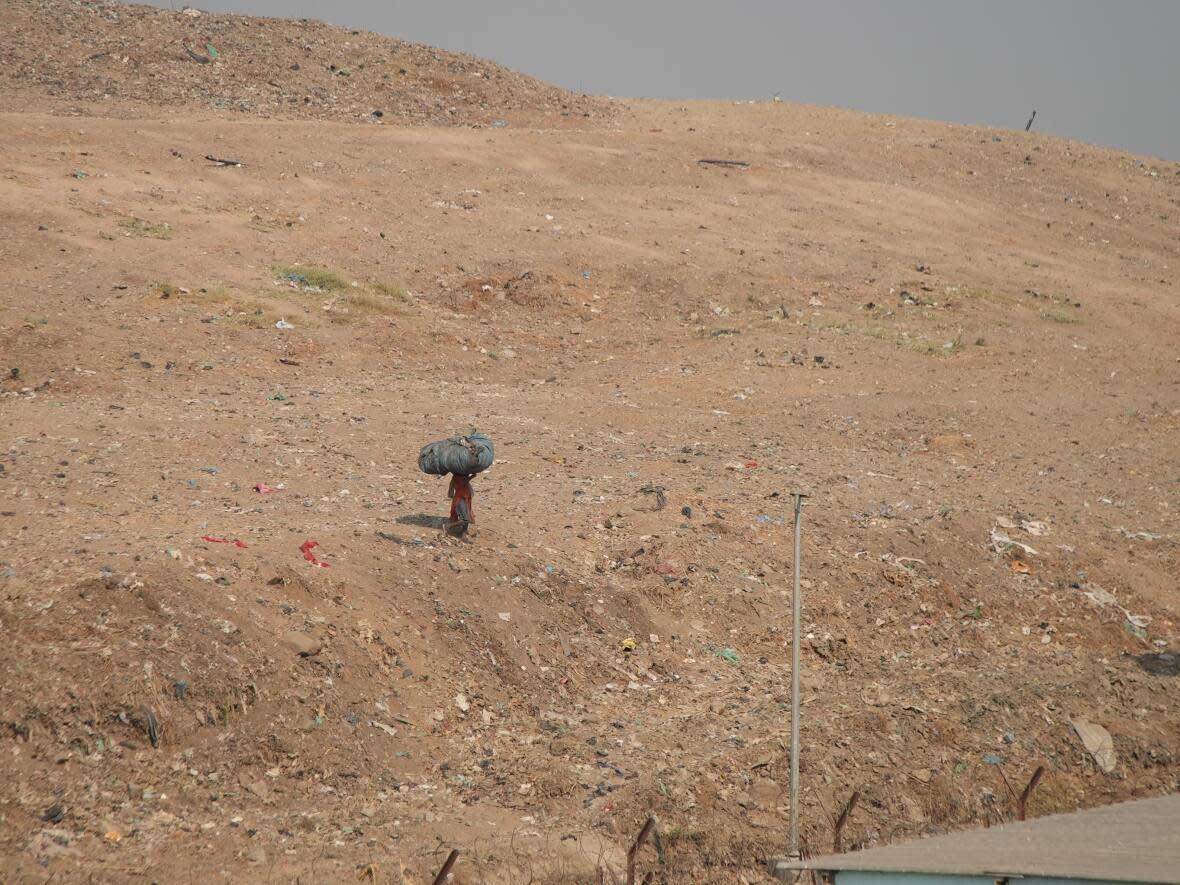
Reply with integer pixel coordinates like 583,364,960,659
621,637,636,652
1071,718,1117,773
253,483,281,494
1009,560,1032,575
698,158,750,168
142,706,161,747
184,45,213,64
454,694,470,713
301,539,329,568
370,720,398,737
1077,583,1151,642
1081,582,1118,608
173,680,188,699
267,390,289,401
1124,614,1150,642
498,612,511,622
715,648,740,664
655,559,684,577
205,154,243,167
205,43,219,59
275,318,295,330
165,547,180,560
1117,526,1162,542
200,535,248,549
491,119,508,128
42,804,64,824
990,524,1039,556
71,169,88,180
200,466,220,475
996,516,1044,535
634,484,666,512
725,461,759,471
1134,652,1179,677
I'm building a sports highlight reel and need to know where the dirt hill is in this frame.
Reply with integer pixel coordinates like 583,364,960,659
0,0,608,125
1,3,1179,884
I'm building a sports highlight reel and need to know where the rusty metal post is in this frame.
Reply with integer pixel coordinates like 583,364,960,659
627,817,656,885
1018,766,1046,821
432,848,460,885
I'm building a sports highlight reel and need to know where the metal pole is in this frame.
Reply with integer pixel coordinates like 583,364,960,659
789,492,806,860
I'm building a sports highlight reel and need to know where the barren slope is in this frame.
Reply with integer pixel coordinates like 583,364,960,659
2,7,1180,885
0,0,608,125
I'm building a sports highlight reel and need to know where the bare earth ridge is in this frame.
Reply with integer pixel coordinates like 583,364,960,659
1,2,1179,882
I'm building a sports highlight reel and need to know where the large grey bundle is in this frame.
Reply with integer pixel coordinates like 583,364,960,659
418,432,495,476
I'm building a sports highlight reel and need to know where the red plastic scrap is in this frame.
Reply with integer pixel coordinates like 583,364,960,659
200,535,248,549
301,539,329,568
743,461,759,469
253,483,279,494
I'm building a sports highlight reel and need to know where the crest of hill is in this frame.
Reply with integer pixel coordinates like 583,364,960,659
0,0,612,125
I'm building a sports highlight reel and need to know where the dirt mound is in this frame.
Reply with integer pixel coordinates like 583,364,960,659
1,5,1179,879
0,0,611,125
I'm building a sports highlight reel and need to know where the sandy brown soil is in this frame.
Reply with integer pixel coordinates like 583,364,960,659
2,3,1180,884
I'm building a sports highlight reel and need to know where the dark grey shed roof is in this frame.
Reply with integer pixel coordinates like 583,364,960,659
793,793,1180,883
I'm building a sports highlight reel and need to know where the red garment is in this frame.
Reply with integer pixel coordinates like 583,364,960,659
448,474,474,522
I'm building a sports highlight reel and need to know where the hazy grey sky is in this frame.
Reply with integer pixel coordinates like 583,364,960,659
139,1,1180,160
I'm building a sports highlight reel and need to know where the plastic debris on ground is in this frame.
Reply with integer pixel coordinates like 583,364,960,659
253,482,281,494
200,535,248,548
715,648,740,664
275,318,295,330
1125,614,1151,641
990,524,1038,556
301,539,329,568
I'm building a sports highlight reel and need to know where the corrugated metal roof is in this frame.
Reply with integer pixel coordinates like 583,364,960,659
794,793,1180,884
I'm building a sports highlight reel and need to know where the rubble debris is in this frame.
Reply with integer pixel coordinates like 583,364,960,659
1071,719,1117,774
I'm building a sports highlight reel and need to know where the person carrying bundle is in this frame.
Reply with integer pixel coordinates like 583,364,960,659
418,431,494,535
